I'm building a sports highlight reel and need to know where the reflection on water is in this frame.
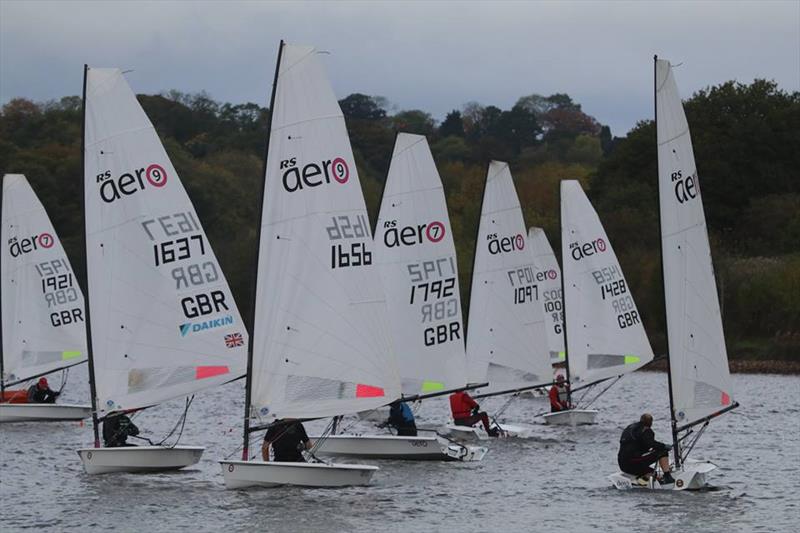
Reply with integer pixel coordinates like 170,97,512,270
1,367,797,532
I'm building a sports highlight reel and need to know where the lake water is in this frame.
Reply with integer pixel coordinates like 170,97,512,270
1,367,798,532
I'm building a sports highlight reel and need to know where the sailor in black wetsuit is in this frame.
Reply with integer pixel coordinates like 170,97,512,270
262,419,313,462
103,413,140,447
618,413,675,485
387,401,418,436
26,377,59,403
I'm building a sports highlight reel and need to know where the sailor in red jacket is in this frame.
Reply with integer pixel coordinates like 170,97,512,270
549,374,572,412
449,390,500,437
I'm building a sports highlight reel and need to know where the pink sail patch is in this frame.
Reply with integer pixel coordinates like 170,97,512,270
196,366,230,380
721,392,731,406
356,384,385,398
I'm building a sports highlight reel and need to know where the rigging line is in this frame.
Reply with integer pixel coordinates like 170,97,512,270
306,418,337,464
581,376,621,409
57,368,69,395
157,395,194,447
493,393,517,420
680,421,709,464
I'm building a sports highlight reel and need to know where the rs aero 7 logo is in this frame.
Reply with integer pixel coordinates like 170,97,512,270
96,163,168,203
8,232,55,258
281,156,350,193
382,220,445,247
570,238,607,261
671,170,697,204
487,233,525,255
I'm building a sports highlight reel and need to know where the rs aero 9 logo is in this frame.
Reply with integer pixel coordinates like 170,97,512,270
487,233,525,255
570,238,606,261
96,164,168,203
382,220,445,248
281,156,349,193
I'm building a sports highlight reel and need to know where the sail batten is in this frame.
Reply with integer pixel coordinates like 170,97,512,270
250,44,399,422
656,59,736,425
1,174,88,384
561,180,654,386
465,162,551,395
83,68,247,415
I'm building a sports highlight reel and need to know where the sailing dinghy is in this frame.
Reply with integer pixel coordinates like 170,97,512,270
544,180,654,426
1,174,91,423
76,66,247,474
609,57,739,490
442,162,553,441
312,133,486,462
219,42,401,488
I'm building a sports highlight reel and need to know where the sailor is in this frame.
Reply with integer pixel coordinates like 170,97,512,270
618,413,675,485
387,401,417,436
26,377,59,404
262,419,314,462
548,374,571,412
102,412,140,447
449,390,500,437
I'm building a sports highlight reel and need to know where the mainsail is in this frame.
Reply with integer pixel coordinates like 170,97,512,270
656,59,735,427
375,133,467,397
527,227,565,364
1,174,87,384
561,180,654,386
83,68,247,416
249,44,399,422
466,161,552,395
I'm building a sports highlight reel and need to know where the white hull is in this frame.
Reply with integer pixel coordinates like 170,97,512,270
542,409,598,426
0,403,91,423
76,446,204,475
439,421,536,442
311,434,487,462
220,460,378,489
609,460,717,491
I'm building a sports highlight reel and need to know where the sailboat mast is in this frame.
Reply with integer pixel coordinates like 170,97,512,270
654,55,681,468
80,64,101,448
559,185,572,405
241,40,284,461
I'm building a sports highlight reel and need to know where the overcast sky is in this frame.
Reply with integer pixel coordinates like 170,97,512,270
1,0,798,136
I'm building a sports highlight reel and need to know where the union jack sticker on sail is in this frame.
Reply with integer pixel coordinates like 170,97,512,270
225,332,244,348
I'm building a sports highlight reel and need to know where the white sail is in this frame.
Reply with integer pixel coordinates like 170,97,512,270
527,227,565,363
561,180,654,386
83,68,247,415
250,44,400,422
1,174,87,384
466,161,552,394
375,133,466,397
656,59,735,425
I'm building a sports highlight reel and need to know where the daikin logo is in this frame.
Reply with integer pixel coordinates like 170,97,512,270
487,233,525,255
280,156,350,192
569,238,607,261
382,220,445,247
96,163,168,203
8,233,54,258
179,314,234,337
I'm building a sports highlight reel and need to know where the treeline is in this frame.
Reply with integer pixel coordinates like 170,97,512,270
1,79,797,360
